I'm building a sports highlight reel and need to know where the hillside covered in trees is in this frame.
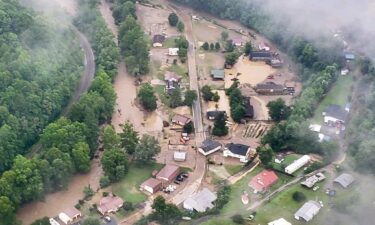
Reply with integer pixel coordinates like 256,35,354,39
0,0,83,173
0,0,119,224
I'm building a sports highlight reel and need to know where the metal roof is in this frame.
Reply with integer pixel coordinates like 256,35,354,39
334,173,354,188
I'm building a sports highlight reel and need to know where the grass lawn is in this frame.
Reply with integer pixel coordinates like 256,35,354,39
111,163,163,204
154,85,169,105
221,166,263,215
163,37,177,48
254,183,329,225
311,75,354,123
167,64,189,81
199,219,236,225
224,164,243,176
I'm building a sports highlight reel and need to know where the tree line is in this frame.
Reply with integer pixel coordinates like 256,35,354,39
0,0,84,175
113,0,150,75
0,0,120,224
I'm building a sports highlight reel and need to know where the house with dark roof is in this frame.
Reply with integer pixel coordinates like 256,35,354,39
322,104,348,125
206,110,226,120
334,173,354,188
294,200,321,222
243,98,254,120
211,69,225,80
223,143,252,163
198,139,222,156
255,82,286,95
249,170,279,192
249,50,272,61
152,34,166,47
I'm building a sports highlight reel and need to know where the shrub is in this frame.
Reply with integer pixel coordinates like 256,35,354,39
100,176,110,188
102,192,109,197
292,191,306,202
231,214,245,224
123,201,134,211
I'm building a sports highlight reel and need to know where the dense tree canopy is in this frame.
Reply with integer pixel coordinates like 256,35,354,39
134,135,161,163
168,13,179,26
101,148,128,182
267,98,291,122
138,83,157,111
212,112,228,136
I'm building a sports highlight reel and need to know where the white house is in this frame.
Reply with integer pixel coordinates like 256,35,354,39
223,143,252,163
285,155,311,174
168,48,179,56
198,139,222,156
58,208,81,225
174,151,187,161
183,188,217,212
294,200,321,222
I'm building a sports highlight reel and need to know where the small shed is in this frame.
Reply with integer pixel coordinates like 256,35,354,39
334,173,354,188
141,178,162,194
211,69,225,80
168,48,179,56
174,151,187,161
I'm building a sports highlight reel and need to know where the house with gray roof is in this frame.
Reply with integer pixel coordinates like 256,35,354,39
198,139,222,156
211,69,225,80
183,188,217,212
334,173,354,188
249,50,273,61
322,104,348,125
294,200,321,222
255,82,286,95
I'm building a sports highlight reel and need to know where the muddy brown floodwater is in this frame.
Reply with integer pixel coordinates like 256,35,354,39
99,0,163,135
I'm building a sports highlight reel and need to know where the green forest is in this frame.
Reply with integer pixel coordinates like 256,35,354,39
0,0,118,224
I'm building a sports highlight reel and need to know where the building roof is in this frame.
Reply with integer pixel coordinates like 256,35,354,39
156,164,180,181
250,50,272,58
344,52,355,60
295,200,321,222
200,139,222,153
153,34,165,44
165,71,182,81
244,98,254,118
61,207,81,218
268,218,292,225
309,124,322,132
168,48,179,55
334,173,354,188
301,172,326,188
206,110,226,119
184,188,217,212
174,151,186,160
323,104,348,121
225,143,250,156
285,155,311,174
172,114,191,125
98,196,124,214
211,69,225,79
255,82,285,91
249,170,279,191
231,37,243,45
141,177,162,189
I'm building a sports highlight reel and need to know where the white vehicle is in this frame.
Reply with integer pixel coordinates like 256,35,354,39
104,216,111,222
313,186,320,191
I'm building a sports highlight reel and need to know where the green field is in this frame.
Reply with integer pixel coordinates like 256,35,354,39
163,37,177,48
254,183,329,225
311,75,354,123
224,164,244,176
199,219,236,225
112,163,163,204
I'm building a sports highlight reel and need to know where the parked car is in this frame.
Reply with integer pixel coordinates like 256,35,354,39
174,180,181,185
104,216,111,222
180,173,189,178
176,176,184,182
